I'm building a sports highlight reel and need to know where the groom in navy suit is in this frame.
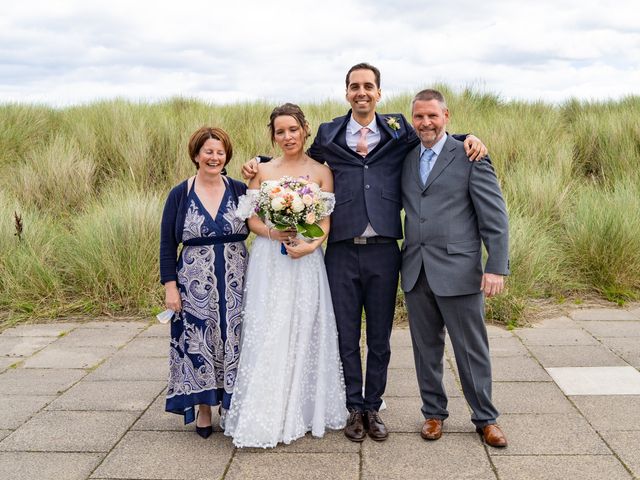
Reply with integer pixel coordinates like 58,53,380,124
306,64,486,442
244,63,486,442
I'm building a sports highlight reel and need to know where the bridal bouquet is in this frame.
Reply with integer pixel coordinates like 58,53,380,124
237,176,334,240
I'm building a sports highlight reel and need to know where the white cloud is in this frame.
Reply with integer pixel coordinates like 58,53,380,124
0,0,638,106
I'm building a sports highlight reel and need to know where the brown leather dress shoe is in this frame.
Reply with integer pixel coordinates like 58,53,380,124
365,410,388,441
344,410,366,442
476,424,507,448
420,418,443,441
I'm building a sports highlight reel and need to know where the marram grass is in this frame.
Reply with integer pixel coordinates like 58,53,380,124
1,92,640,326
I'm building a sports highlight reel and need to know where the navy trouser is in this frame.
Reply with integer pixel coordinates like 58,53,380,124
325,241,401,411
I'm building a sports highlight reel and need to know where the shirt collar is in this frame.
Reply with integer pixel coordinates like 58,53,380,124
420,133,447,158
348,114,378,135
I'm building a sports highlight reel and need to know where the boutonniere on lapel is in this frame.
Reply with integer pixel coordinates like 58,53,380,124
386,116,401,138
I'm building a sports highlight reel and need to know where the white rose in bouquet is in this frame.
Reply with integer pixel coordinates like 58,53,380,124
291,193,305,213
271,196,286,211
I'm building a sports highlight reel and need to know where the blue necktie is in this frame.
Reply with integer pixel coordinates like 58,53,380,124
420,148,435,185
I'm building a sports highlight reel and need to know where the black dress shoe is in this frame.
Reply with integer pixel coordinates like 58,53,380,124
365,410,388,441
344,409,366,442
195,412,213,439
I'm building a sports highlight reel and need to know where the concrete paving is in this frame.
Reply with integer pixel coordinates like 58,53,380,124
0,307,639,479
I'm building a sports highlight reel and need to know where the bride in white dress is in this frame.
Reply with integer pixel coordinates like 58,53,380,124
225,103,348,448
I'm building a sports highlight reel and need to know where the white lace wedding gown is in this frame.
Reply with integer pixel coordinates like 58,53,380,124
224,188,348,448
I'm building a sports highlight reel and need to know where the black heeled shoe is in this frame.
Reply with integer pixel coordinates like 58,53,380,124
195,412,213,439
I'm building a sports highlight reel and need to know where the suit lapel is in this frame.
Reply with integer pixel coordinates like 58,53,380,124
325,112,360,162
423,136,456,191
366,113,395,163
407,145,422,190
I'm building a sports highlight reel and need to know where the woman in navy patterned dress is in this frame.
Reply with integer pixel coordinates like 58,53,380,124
159,127,249,438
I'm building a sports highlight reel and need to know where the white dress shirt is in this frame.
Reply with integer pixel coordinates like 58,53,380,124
419,132,448,169
346,115,381,155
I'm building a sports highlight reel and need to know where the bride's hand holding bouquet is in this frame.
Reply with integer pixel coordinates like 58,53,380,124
237,175,335,257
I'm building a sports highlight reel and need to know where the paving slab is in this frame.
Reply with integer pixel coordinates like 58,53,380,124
0,452,104,480
570,395,640,431
531,316,578,329
76,320,147,331
490,355,551,381
386,367,461,397
489,413,610,455
362,433,494,480
382,396,474,433
388,346,415,369
493,382,574,414
0,410,138,452
547,366,640,395
527,345,627,368
390,327,413,347
600,430,640,477
46,380,165,411
384,368,419,397
0,368,86,395
571,309,639,321
23,345,116,369
239,430,360,453
488,336,529,357
0,336,57,357
486,325,514,337
138,322,169,337
0,394,55,429
0,323,79,337
0,358,16,372
53,327,139,348
0,430,11,441
600,337,640,367
91,431,233,479
117,336,169,358
492,455,631,480
86,354,167,381
131,390,193,432
577,321,640,338
229,452,359,480
514,328,599,346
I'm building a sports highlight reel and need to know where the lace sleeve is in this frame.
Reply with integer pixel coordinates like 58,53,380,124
235,189,259,221
319,191,335,218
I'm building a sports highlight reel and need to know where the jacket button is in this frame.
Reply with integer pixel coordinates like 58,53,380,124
421,191,427,197
420,218,426,223
365,184,370,189
364,165,369,169
420,242,425,246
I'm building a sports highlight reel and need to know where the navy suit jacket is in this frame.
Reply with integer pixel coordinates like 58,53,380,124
308,111,418,242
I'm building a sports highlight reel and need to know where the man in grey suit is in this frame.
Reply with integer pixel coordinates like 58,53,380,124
401,89,509,448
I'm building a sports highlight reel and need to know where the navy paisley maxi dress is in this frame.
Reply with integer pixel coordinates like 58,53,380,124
165,183,249,424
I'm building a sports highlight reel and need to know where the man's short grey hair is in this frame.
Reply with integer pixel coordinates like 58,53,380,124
412,89,447,110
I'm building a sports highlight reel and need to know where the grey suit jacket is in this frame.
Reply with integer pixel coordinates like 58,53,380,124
400,135,509,296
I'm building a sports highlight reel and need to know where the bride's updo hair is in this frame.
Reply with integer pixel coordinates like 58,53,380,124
268,103,311,145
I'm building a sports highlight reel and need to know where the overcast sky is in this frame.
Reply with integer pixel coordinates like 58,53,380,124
1,0,639,106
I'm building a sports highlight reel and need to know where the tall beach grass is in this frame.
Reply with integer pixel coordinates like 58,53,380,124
1,92,639,326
